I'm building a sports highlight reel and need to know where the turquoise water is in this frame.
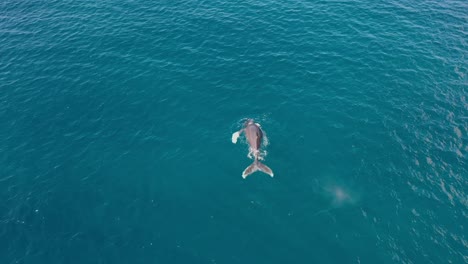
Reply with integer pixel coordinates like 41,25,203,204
1,0,467,263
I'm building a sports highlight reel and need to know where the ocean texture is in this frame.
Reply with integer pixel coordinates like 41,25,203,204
1,0,467,263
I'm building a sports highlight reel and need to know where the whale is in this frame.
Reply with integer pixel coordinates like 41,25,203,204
232,119,274,178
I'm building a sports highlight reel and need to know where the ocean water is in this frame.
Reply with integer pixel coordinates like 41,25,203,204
1,0,467,263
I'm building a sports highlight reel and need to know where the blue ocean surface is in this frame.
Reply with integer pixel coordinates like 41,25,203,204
1,0,467,263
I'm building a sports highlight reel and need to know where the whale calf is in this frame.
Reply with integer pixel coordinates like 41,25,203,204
232,119,274,178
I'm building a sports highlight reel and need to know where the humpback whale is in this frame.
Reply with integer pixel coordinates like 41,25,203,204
232,119,274,179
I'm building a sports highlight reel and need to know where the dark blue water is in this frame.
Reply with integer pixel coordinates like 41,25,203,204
1,0,467,263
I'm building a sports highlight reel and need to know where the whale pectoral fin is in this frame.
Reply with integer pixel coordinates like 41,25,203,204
232,131,241,144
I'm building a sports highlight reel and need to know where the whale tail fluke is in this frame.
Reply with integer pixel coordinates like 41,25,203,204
257,162,274,177
242,161,274,179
